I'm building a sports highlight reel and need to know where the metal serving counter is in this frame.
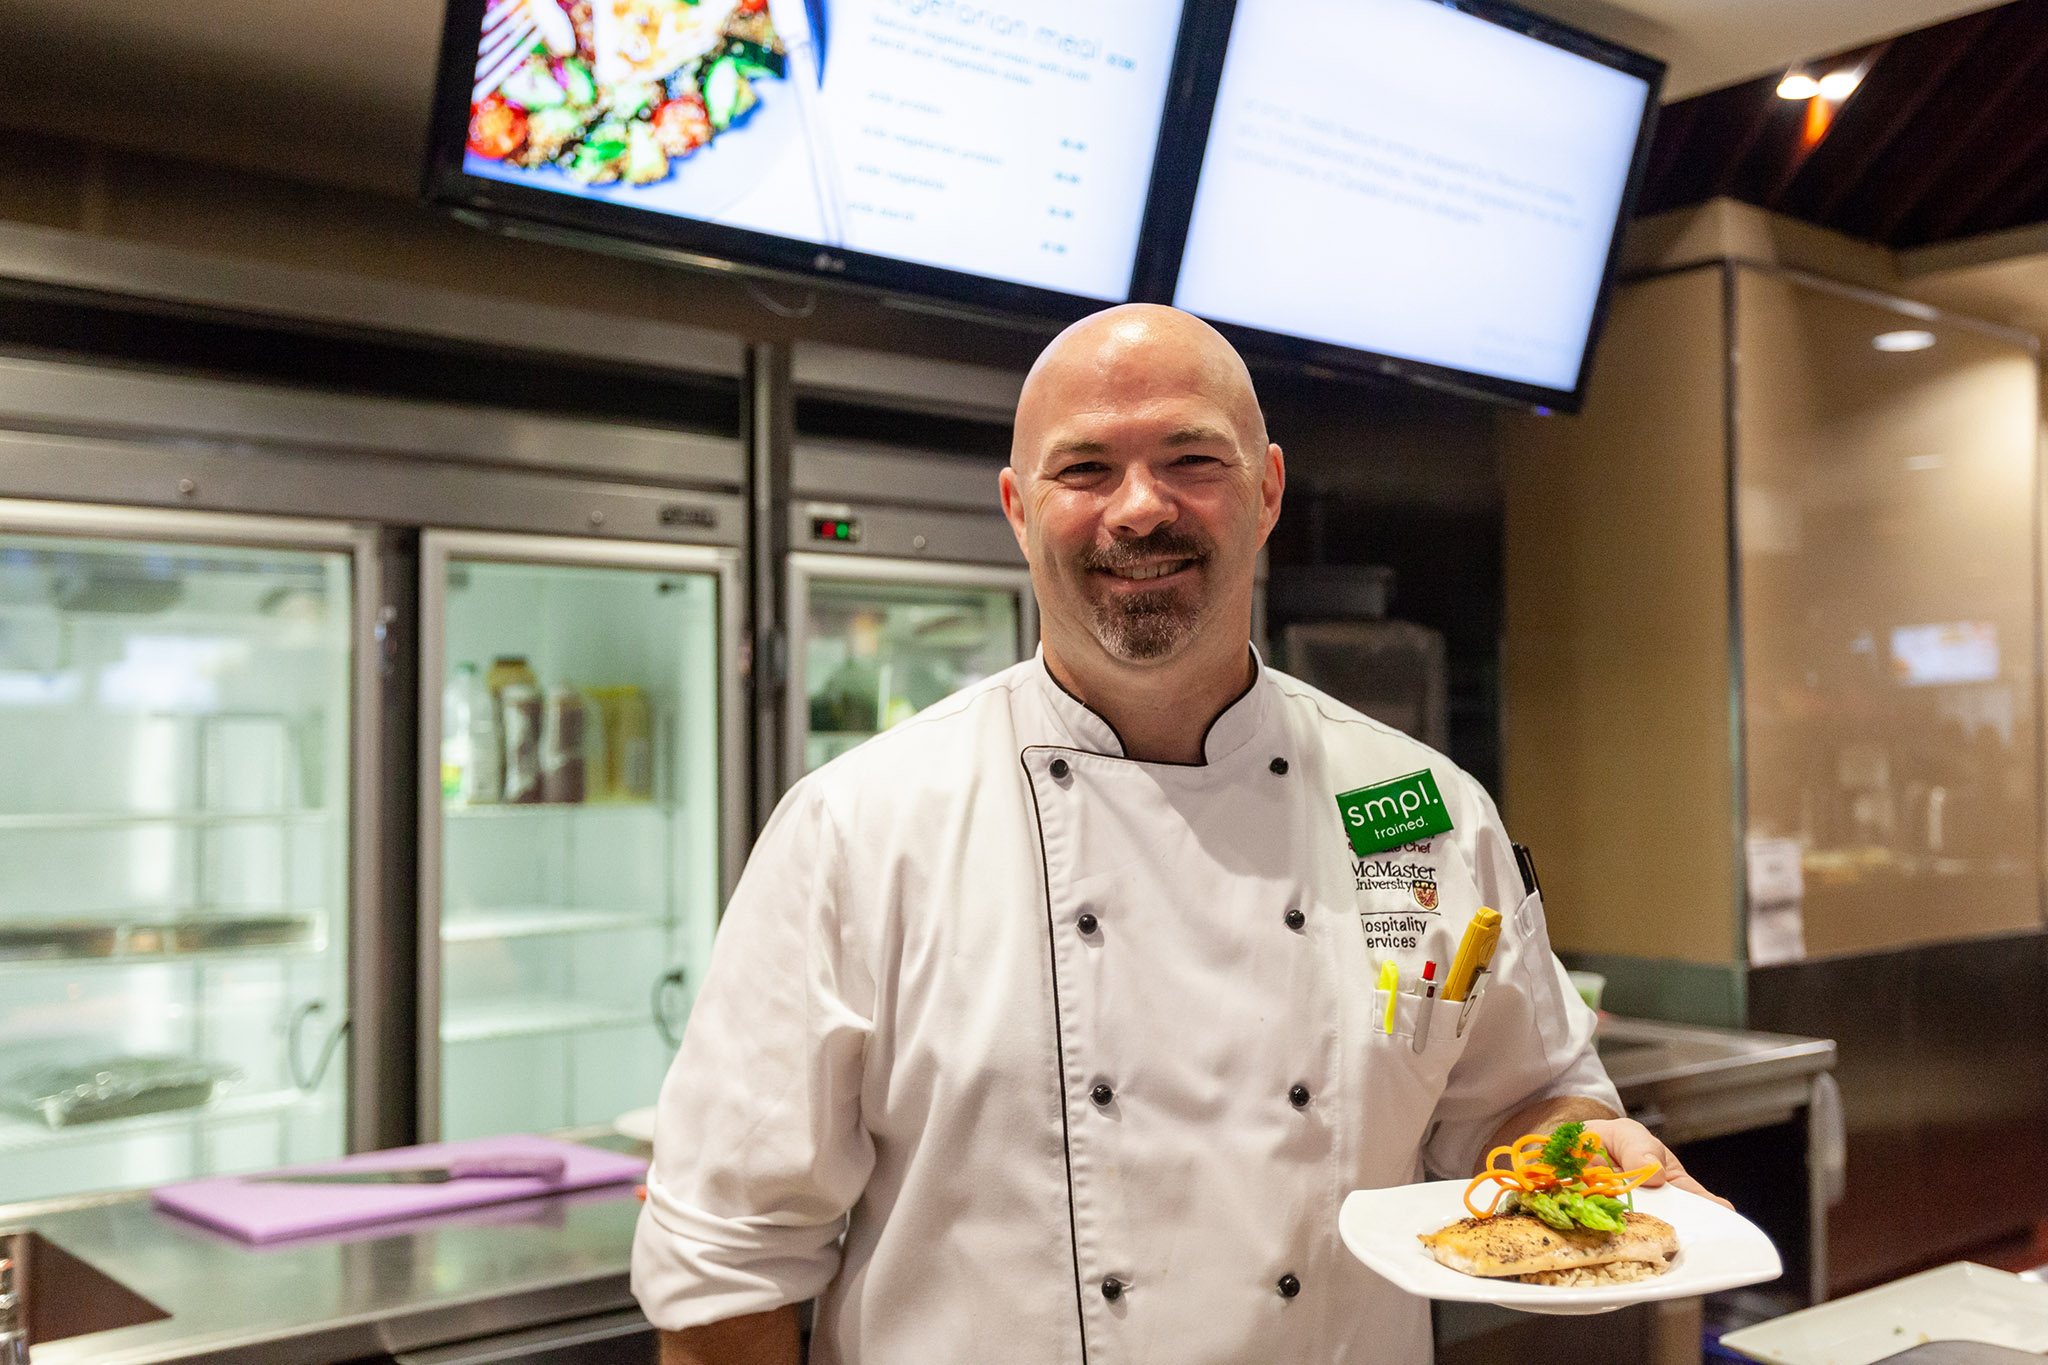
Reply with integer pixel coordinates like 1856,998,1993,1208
1598,1015,1837,1145
1599,1014,1841,1311
1,1182,646,1365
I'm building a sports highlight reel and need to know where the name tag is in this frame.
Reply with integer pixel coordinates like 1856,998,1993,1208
1335,768,1454,856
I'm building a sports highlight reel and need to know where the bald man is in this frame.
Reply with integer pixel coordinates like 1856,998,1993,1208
632,307,1699,1364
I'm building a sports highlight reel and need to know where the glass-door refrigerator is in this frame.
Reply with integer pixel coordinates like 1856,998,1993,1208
0,499,375,1204
419,532,744,1142
785,443,1035,788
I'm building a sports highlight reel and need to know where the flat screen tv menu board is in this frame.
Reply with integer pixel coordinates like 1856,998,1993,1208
1166,0,1662,409
425,0,1195,312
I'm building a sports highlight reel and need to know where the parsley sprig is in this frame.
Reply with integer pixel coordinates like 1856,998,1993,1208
1540,1121,1594,1181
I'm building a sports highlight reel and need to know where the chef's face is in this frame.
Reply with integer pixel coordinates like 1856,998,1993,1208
1002,307,1284,668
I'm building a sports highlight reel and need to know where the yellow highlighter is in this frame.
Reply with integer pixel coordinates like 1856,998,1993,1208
1378,960,1400,1032
1443,907,1502,1003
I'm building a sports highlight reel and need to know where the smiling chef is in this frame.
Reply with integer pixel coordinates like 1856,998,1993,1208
632,305,1719,1364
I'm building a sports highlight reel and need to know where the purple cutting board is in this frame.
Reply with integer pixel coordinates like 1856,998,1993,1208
152,1134,648,1244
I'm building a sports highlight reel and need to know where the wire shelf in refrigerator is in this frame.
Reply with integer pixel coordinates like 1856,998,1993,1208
0,912,326,970
0,1086,313,1156
441,801,681,819
440,907,666,942
0,602,340,635
441,998,648,1044
0,809,336,832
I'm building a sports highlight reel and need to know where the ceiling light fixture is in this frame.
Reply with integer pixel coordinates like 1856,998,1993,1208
1776,72,1820,100
1873,330,1936,352
1817,69,1862,100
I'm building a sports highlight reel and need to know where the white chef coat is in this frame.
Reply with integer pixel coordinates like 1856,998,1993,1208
632,650,1619,1364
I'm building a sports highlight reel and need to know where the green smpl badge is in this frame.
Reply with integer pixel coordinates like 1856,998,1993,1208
1335,768,1455,856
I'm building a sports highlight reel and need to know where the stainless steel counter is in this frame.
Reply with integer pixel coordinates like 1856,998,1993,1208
1598,1014,1837,1145
1599,1014,1839,1308
1,1180,644,1365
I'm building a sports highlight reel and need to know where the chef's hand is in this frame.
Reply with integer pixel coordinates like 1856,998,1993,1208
1582,1118,1733,1210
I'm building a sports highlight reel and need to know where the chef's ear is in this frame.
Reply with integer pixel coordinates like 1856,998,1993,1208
999,465,1031,559
1258,443,1286,542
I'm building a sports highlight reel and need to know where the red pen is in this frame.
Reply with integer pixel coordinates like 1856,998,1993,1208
1422,961,1437,1000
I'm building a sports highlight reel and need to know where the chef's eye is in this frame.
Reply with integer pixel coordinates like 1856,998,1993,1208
1173,453,1223,467
1057,461,1110,479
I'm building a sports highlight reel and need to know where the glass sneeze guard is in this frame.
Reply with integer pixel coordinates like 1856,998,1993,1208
1733,269,2043,961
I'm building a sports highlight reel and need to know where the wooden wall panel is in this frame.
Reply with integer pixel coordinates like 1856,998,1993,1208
1501,266,1738,966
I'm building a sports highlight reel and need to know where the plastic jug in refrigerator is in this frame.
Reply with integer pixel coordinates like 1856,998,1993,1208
441,663,502,804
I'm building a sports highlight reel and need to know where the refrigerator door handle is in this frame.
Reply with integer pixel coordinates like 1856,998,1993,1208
373,603,400,679
651,968,689,1051
287,999,351,1093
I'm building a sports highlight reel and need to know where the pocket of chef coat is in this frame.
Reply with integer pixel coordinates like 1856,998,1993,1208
1373,975,1491,1047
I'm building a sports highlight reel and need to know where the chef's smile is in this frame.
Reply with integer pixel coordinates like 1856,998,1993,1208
1098,555,1200,586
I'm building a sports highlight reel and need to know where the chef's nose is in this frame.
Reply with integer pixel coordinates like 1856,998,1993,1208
1104,463,1177,539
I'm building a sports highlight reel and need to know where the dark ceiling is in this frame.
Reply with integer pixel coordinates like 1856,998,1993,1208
1636,0,2048,249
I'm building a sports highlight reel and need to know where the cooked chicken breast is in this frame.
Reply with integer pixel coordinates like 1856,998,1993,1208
1418,1211,1678,1279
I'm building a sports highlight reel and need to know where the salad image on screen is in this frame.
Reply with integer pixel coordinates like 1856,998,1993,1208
444,0,1192,301
467,0,787,187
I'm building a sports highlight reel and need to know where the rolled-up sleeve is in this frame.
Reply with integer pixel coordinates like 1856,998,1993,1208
632,780,875,1329
1420,782,1621,1179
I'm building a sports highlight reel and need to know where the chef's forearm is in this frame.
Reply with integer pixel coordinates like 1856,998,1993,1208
1473,1095,1619,1174
659,1305,801,1365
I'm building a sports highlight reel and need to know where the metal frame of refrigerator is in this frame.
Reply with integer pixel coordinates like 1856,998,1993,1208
0,351,747,1193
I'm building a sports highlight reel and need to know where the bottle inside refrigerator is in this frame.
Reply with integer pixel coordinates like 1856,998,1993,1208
0,528,354,1204
432,550,724,1141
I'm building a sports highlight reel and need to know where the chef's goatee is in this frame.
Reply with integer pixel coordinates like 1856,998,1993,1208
1083,528,1213,661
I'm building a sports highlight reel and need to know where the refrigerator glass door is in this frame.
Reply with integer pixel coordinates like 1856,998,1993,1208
425,537,732,1141
0,519,356,1205
792,557,1032,776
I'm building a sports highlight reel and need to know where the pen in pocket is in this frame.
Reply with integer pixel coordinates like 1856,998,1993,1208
1406,960,1441,1052
1378,960,1399,1033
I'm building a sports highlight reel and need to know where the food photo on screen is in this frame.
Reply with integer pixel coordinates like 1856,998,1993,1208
464,0,829,227
453,0,1188,301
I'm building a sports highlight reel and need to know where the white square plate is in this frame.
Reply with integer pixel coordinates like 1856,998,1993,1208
1718,1262,2048,1363
1338,1179,1782,1315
